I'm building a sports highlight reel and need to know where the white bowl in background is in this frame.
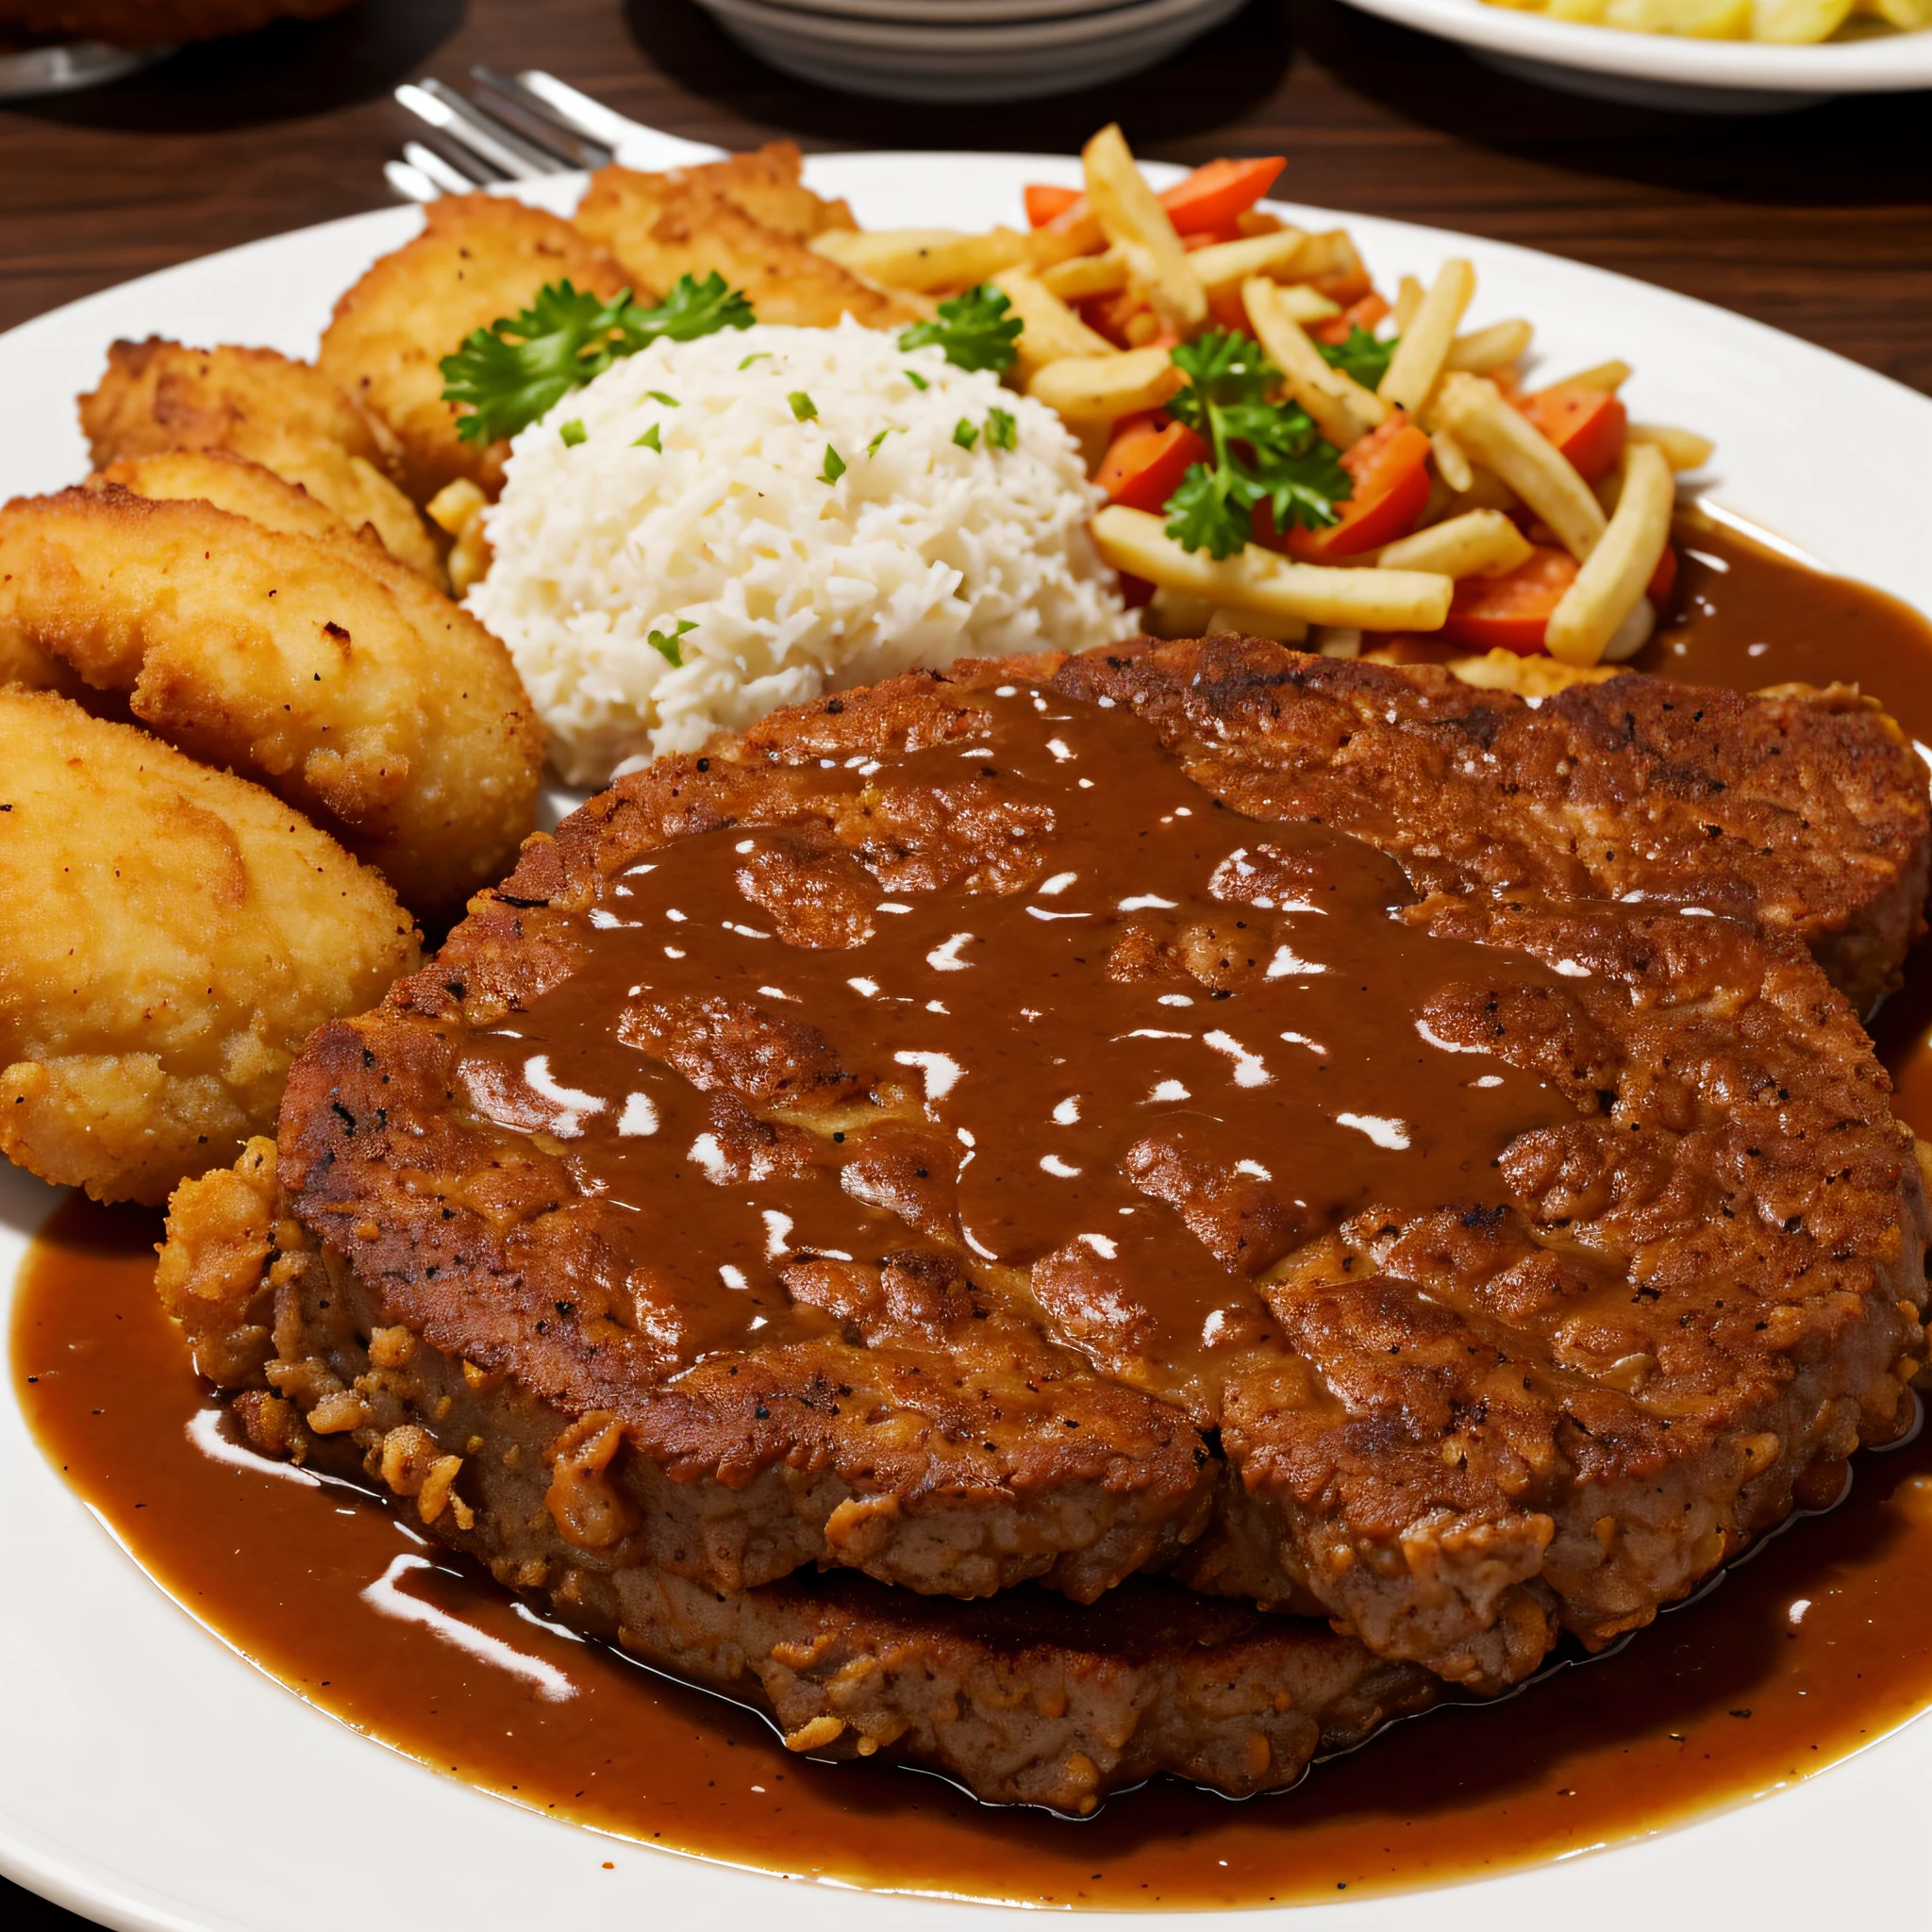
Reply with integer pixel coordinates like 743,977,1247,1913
1337,0,1932,110
692,0,1246,101
753,0,1143,22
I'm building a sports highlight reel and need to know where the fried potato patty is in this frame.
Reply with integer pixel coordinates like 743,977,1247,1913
78,337,441,583
671,142,859,241
318,194,628,506
0,690,419,1206
98,446,365,541
0,482,543,914
575,163,925,333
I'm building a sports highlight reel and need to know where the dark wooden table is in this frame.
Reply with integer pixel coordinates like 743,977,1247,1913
0,0,1926,1924
3,0,1929,388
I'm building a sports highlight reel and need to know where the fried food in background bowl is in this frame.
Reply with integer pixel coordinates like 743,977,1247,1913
0,0,358,43
0,464,544,916
0,687,419,1206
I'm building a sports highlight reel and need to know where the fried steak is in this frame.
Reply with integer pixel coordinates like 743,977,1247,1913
161,638,1932,1807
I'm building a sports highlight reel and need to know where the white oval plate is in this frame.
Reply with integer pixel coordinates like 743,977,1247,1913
1337,0,1932,108
3,152,1932,1932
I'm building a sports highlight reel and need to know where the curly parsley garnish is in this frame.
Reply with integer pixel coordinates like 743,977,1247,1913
441,275,756,444
1161,329,1351,560
898,283,1024,375
1317,325,1395,391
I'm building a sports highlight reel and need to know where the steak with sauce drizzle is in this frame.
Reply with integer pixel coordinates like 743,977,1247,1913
167,1154,1440,1813
159,639,1932,1801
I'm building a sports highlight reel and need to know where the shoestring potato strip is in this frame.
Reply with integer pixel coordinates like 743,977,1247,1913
815,125,1718,670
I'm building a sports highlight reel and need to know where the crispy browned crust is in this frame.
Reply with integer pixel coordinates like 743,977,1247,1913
275,1013,1218,1604
189,642,1931,1695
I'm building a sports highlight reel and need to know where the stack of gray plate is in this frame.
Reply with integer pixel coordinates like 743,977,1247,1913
691,0,1247,104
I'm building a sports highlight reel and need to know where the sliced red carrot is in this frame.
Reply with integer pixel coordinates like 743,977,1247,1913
1439,545,1578,655
1309,292,1391,348
1094,410,1210,515
1160,157,1287,235
1182,223,1248,251
1022,157,1286,242
1024,183,1083,227
1647,541,1677,611
1283,417,1431,563
1519,381,1627,484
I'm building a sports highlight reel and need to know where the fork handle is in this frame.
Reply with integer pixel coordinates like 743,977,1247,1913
512,71,728,171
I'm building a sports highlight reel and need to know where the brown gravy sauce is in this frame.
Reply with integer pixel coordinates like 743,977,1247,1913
12,510,1932,1910
459,682,1568,1410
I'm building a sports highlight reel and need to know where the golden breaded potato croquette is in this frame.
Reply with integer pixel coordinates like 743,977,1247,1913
1,625,87,701
575,164,925,334
675,142,859,240
0,482,543,915
318,194,628,506
97,447,367,542
78,338,444,585
0,689,420,1206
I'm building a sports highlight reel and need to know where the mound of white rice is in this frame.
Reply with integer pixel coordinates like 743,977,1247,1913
468,319,1130,784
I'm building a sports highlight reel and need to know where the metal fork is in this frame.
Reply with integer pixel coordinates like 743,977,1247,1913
385,69,723,202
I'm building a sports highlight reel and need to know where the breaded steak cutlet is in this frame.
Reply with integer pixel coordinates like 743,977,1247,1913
161,641,1930,1773
1068,641,1930,1016
163,1138,1439,1815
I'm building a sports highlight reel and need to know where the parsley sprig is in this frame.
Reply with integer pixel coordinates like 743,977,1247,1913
1317,325,1395,391
1161,330,1351,561
898,284,1024,374
441,275,756,444
647,619,697,667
